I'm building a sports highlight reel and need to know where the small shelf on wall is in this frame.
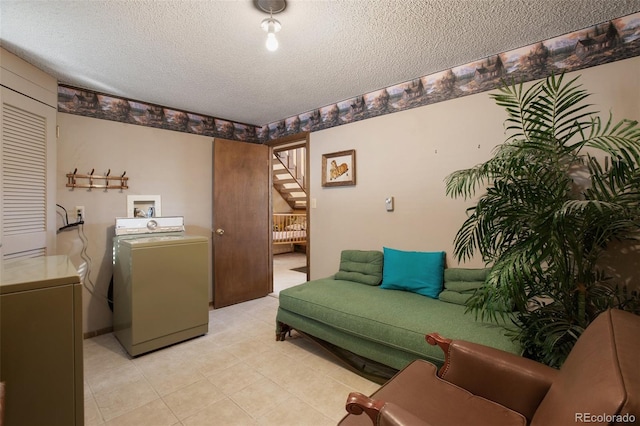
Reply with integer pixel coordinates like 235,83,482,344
66,169,128,190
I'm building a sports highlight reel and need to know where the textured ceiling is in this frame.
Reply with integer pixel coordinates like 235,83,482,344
2,0,640,126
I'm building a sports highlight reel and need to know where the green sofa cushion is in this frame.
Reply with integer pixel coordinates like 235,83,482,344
380,248,445,298
444,267,489,282
438,289,475,305
334,250,384,286
440,267,488,305
444,281,484,292
278,278,521,368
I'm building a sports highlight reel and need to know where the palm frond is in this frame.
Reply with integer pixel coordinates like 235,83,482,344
447,72,640,367
578,116,640,165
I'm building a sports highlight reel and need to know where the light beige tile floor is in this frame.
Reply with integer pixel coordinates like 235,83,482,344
84,295,380,425
272,252,307,295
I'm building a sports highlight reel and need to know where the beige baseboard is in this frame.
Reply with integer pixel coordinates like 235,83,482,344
83,326,114,340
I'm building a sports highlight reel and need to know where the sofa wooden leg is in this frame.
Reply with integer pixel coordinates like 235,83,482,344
276,322,292,341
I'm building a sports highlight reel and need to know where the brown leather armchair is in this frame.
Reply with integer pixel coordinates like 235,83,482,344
340,309,640,426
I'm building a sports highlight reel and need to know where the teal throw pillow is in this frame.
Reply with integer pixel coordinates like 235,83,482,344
380,247,445,298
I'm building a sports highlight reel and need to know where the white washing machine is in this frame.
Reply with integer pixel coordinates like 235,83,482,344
113,217,209,356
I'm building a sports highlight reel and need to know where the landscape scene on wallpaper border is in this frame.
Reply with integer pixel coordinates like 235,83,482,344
57,85,259,142
261,12,640,141
57,12,640,143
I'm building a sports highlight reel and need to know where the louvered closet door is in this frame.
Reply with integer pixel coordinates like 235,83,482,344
1,87,56,260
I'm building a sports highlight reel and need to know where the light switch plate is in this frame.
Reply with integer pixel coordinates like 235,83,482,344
385,197,394,211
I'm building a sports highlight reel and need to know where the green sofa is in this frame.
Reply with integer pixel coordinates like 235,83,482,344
276,249,521,373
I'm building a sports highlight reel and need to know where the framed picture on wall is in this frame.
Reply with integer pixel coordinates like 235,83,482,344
322,149,356,187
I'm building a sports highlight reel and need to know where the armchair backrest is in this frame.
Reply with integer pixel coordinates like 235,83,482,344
532,309,640,425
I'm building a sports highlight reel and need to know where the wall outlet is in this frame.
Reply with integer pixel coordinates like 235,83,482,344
75,206,85,221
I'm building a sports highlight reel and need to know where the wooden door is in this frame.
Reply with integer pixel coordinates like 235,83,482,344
212,138,271,308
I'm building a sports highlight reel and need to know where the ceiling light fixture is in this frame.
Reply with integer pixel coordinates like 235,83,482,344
255,0,286,52
261,12,281,52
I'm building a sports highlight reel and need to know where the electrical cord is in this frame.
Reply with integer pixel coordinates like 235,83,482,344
56,203,69,225
57,204,84,232
55,205,113,304
76,222,114,305
58,220,84,232
78,221,93,285
56,204,70,230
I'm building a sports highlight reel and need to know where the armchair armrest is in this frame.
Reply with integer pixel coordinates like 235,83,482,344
426,333,558,421
345,392,432,426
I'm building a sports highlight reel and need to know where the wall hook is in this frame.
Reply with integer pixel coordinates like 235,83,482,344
65,169,129,190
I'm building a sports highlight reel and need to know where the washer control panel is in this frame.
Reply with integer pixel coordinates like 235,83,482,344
115,216,185,235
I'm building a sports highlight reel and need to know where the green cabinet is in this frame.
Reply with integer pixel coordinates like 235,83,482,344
0,255,83,425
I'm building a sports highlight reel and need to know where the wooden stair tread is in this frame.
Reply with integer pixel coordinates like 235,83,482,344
279,187,305,193
274,178,297,184
272,152,307,210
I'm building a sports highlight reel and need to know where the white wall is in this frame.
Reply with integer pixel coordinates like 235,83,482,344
273,188,293,213
56,114,212,334
308,57,640,279
55,56,640,334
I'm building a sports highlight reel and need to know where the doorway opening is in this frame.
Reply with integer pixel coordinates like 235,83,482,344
267,134,310,295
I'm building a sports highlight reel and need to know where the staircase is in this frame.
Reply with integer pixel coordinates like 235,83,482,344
273,149,306,210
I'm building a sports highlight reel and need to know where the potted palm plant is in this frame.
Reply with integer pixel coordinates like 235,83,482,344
446,73,640,367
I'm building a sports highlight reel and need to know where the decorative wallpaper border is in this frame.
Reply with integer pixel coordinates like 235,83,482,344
260,11,640,142
58,11,640,143
57,85,260,142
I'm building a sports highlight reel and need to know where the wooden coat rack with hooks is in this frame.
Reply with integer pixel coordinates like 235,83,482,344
66,168,129,190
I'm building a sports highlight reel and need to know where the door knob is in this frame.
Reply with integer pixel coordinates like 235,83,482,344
215,228,225,235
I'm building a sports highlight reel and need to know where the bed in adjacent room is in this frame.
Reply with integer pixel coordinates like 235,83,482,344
273,213,307,254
